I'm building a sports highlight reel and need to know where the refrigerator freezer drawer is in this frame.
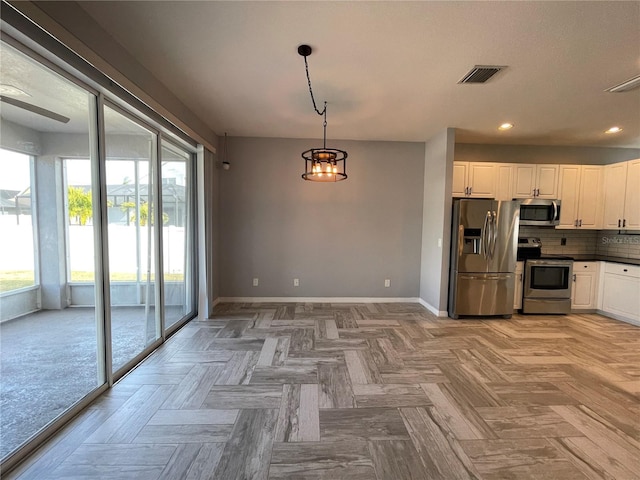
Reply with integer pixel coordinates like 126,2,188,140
450,273,515,317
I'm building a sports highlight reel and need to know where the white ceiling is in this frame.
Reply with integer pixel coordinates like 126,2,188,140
71,1,640,148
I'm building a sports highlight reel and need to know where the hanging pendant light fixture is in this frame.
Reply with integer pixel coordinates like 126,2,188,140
298,44,347,182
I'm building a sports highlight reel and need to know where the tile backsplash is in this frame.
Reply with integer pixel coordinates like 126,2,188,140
519,227,640,259
596,231,640,259
519,227,598,255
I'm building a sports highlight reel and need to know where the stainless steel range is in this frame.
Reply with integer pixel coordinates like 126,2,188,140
518,237,573,314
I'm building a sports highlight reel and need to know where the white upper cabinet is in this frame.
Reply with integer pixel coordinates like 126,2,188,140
495,164,514,201
512,164,536,198
603,159,640,230
624,159,640,229
558,165,603,229
452,162,496,198
452,162,468,197
512,164,559,199
557,165,581,228
602,162,627,229
579,166,604,229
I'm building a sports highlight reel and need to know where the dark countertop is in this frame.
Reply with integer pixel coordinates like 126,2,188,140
542,254,640,266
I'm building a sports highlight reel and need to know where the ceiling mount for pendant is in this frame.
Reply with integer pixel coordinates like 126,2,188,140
298,44,347,182
297,44,312,57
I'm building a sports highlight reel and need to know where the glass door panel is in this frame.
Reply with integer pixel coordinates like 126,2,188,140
0,42,104,461
103,105,160,373
160,141,195,330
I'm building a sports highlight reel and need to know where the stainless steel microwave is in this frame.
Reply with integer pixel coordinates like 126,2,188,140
518,199,561,226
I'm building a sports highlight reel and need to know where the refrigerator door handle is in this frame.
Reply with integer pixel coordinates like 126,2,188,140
488,210,494,259
490,210,498,259
482,211,491,259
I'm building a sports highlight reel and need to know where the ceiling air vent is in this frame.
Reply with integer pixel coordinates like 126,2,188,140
458,65,506,84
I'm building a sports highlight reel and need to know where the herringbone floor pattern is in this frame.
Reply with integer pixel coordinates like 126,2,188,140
9,303,640,479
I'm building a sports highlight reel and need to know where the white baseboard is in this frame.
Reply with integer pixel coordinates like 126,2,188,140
217,296,421,304
418,298,449,317
596,309,640,327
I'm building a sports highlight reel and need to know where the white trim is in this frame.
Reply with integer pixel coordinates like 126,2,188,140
217,297,421,304
418,298,449,317
596,309,640,327
212,297,222,307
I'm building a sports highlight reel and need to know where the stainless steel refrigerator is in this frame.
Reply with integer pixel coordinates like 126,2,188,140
448,199,520,318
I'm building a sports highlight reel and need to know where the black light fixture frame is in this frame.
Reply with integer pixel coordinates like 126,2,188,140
298,45,347,182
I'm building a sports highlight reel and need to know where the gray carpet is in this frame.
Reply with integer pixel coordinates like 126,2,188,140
0,306,184,459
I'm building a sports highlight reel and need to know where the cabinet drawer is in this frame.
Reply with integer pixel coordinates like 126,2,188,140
604,262,640,278
573,262,598,272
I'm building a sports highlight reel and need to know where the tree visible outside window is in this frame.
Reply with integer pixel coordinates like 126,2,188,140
67,186,92,225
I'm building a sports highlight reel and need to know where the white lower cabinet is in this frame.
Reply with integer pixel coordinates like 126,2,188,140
571,262,599,310
514,261,524,310
599,262,640,325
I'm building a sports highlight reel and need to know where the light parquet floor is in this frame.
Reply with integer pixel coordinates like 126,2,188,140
8,303,640,480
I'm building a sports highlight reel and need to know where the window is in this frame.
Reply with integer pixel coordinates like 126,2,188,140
0,149,36,293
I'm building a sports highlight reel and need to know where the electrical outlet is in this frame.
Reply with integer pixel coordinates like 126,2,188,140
293,278,299,287
384,279,391,287
560,237,567,246
252,278,259,287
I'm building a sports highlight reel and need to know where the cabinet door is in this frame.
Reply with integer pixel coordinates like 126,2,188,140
572,272,595,308
623,158,640,230
513,164,536,198
577,166,603,229
572,262,599,310
602,162,628,229
452,162,468,197
602,273,640,322
468,163,496,198
557,165,580,229
495,164,514,201
535,165,559,198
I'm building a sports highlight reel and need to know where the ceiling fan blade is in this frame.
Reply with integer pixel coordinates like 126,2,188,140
0,95,70,123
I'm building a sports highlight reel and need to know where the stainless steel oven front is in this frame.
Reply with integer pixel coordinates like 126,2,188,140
523,258,573,313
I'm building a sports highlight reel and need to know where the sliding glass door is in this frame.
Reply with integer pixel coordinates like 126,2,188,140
0,42,104,459
0,38,199,466
104,105,161,373
161,141,196,331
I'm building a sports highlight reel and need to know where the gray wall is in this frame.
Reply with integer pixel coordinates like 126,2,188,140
219,137,425,298
420,129,455,313
455,143,640,165
0,118,42,155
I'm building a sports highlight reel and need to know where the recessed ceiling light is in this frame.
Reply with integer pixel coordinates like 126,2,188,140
498,123,513,131
605,126,622,134
0,84,30,96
